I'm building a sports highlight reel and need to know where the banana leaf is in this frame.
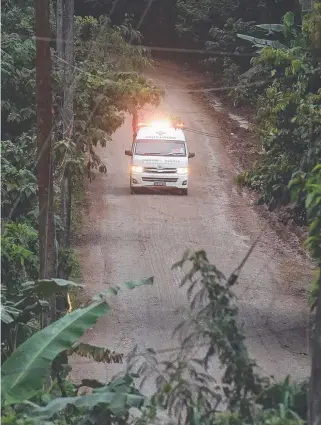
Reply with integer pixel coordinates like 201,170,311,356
1,303,21,324
67,341,124,363
31,375,145,420
1,300,109,403
2,276,154,403
256,24,285,33
237,34,287,50
92,276,154,300
21,278,84,297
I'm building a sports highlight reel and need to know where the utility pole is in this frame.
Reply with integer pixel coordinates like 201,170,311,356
35,0,56,324
61,0,74,250
55,0,74,319
56,0,74,274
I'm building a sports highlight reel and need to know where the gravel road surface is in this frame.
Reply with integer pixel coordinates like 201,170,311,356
71,61,312,393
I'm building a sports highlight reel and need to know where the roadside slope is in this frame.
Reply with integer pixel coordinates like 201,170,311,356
71,60,312,391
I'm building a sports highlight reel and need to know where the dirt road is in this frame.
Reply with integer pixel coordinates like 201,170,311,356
71,61,312,391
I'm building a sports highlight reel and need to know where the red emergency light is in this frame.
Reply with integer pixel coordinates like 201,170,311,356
137,119,185,130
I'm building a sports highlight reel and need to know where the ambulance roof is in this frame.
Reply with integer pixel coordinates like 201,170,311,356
137,126,186,142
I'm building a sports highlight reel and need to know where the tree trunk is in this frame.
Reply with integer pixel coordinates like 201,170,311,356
309,269,321,425
35,0,56,325
62,0,74,250
132,108,138,143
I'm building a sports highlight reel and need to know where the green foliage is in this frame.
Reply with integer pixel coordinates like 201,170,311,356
175,0,300,105
172,251,262,413
2,299,109,403
1,222,39,288
1,278,83,362
127,251,307,425
236,7,321,227
54,139,85,180
256,377,308,421
1,3,163,364
176,0,240,43
1,276,152,404
290,164,321,259
1,1,36,140
57,248,82,281
0,251,308,425
53,14,163,179
129,251,262,423
302,2,321,50
1,3,47,360
31,375,145,422
1,0,317,423
66,342,124,364
20,278,84,298
74,15,148,71
201,18,258,86
1,137,38,222
1,277,153,425
237,33,287,50
290,164,321,304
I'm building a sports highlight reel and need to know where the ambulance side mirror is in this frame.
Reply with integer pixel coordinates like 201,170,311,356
125,150,132,156
188,152,195,158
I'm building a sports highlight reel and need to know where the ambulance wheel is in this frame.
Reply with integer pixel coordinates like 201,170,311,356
130,186,135,194
181,189,188,196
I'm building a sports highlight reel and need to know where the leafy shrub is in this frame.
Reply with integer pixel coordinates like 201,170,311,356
1,278,153,423
1,222,39,289
236,8,321,224
0,253,308,425
1,137,37,222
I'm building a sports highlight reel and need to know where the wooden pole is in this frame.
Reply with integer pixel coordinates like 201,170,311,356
35,0,56,325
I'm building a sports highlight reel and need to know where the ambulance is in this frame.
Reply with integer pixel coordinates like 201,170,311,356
125,120,195,195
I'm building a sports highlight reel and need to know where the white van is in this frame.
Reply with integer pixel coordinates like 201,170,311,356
125,121,195,195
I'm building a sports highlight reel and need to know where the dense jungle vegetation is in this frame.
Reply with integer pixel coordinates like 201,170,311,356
1,0,321,424
77,0,321,224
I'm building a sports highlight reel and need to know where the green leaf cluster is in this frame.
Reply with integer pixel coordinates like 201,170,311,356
1,277,153,425
236,7,321,228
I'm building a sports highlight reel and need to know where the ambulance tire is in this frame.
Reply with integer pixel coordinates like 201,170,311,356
181,188,188,196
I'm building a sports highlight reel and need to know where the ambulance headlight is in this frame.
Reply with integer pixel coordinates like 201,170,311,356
177,167,188,174
131,165,143,173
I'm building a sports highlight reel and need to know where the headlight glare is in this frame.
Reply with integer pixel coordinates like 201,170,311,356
131,165,143,173
177,167,188,174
